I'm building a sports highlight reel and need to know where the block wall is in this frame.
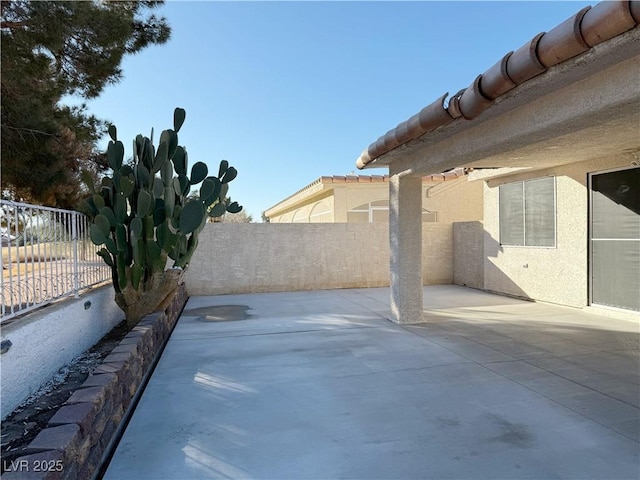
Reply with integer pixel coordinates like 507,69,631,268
186,223,453,295
453,221,484,289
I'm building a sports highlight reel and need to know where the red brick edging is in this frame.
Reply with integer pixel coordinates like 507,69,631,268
1,286,188,480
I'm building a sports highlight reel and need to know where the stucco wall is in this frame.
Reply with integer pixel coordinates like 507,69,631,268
453,221,484,289
0,286,122,420
273,194,335,223
269,177,483,225
422,178,484,224
483,154,635,308
422,224,454,284
185,223,453,295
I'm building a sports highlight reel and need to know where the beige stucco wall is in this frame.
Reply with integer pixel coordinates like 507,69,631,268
453,221,484,289
422,224,454,284
483,153,636,308
269,183,392,223
271,194,335,223
422,178,483,224
185,223,453,295
270,176,483,225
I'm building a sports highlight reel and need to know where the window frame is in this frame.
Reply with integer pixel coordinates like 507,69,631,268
499,176,557,248
348,201,438,223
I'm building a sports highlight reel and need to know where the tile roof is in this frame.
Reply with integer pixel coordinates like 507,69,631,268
356,0,640,169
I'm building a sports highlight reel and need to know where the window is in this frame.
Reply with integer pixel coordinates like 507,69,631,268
291,209,308,223
499,177,555,247
348,201,437,223
309,200,333,223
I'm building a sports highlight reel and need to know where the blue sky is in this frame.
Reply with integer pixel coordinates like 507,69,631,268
82,1,591,220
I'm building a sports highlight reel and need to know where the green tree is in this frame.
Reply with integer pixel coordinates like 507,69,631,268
220,210,253,223
1,0,171,208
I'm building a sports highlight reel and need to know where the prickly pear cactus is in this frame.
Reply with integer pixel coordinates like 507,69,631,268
81,108,242,328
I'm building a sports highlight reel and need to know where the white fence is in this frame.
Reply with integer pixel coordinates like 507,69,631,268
1,200,111,323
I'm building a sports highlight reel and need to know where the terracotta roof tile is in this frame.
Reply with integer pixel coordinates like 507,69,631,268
581,1,636,46
446,89,465,120
508,32,547,84
537,6,590,67
479,52,516,100
459,75,493,120
631,1,640,22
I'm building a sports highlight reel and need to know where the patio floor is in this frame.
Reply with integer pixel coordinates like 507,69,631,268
103,285,639,479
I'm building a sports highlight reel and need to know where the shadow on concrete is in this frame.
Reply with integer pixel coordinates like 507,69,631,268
182,305,253,322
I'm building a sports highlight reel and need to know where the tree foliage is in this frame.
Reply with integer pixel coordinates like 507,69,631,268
1,0,171,208
220,210,254,223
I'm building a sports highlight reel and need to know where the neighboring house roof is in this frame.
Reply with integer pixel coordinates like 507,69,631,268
356,0,640,170
265,169,467,218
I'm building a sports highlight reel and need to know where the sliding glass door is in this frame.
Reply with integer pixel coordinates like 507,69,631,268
590,167,640,312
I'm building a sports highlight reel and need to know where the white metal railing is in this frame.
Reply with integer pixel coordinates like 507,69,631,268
1,200,111,323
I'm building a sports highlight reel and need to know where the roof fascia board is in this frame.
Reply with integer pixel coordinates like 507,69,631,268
264,180,329,217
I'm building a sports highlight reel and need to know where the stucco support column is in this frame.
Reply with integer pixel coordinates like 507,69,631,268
389,172,423,324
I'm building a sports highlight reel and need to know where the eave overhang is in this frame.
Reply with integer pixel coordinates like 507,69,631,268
356,1,640,175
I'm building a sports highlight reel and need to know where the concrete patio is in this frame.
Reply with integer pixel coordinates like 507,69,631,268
104,285,639,479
